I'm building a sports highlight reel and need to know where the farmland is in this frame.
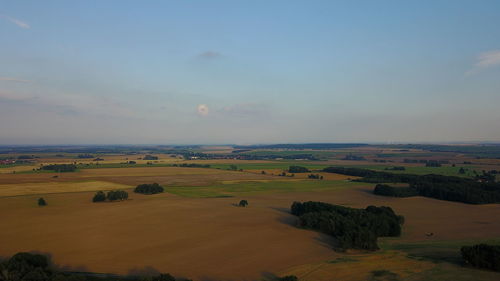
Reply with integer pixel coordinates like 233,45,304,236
0,144,499,281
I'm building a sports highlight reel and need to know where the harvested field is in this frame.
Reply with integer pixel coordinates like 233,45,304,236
1,182,499,281
0,181,131,197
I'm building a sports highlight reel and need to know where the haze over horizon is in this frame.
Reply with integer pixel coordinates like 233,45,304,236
1,0,500,145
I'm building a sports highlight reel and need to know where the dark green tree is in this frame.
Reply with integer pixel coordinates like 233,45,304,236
238,200,248,207
134,183,164,194
92,191,106,202
38,198,47,206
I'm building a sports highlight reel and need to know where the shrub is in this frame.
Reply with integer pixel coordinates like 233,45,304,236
238,200,248,207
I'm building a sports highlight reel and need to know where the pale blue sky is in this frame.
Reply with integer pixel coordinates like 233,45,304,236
1,0,499,144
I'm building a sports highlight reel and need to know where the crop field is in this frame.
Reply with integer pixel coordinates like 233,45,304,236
1,147,499,281
0,180,132,197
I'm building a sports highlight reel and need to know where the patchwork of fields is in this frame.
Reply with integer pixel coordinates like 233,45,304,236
1,147,499,281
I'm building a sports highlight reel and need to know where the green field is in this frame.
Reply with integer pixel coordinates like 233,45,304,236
165,179,364,198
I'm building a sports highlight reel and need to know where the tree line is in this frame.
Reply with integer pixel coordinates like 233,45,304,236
291,201,404,250
172,163,211,168
323,167,500,204
288,166,310,173
40,164,77,172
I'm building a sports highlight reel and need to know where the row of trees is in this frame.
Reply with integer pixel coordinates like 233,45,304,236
134,183,164,194
461,244,500,271
143,155,159,160
384,166,405,171
93,190,128,202
40,164,77,172
291,201,404,250
172,163,211,168
323,167,500,204
307,174,323,179
288,166,310,173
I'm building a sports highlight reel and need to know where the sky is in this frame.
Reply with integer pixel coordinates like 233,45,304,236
1,0,500,145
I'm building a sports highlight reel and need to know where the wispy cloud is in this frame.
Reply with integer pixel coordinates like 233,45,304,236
467,50,500,75
197,51,222,59
0,77,31,83
0,91,137,119
218,102,269,117
0,14,30,29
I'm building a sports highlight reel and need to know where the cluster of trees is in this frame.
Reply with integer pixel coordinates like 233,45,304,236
234,143,365,150
341,154,365,161
461,244,500,271
307,174,323,179
40,164,77,172
475,170,497,183
77,154,94,158
425,160,442,167
134,183,164,194
172,163,211,168
143,155,159,160
403,159,449,165
384,166,405,171
288,166,310,173
0,252,190,281
239,153,319,161
92,190,128,202
290,201,404,250
323,167,500,204
373,184,418,197
17,155,36,159
373,159,389,163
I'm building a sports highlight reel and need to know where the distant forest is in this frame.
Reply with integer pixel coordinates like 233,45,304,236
323,167,500,204
234,143,367,150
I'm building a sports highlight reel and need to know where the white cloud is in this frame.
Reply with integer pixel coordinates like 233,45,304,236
197,104,209,116
0,77,31,83
467,50,500,75
0,14,30,29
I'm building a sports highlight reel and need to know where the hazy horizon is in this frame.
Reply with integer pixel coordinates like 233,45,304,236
2,0,500,145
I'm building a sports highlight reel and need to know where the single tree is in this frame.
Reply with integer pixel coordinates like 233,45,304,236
38,198,47,206
238,200,248,207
